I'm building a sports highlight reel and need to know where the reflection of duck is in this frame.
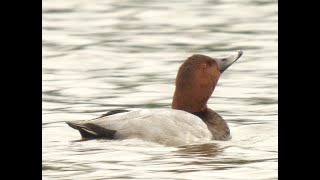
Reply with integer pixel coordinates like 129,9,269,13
66,50,243,146
177,143,222,158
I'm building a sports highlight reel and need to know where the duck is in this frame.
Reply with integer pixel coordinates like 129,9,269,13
66,50,243,146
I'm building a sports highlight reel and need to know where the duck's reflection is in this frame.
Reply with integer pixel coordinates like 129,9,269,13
176,143,222,158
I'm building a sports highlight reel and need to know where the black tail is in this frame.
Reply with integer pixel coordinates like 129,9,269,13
66,121,116,139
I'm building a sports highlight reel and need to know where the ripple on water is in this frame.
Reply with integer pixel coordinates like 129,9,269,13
43,0,278,179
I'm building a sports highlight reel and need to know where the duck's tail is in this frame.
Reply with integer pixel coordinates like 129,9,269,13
66,110,129,139
66,121,116,139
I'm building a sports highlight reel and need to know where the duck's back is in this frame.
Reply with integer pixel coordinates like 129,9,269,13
67,109,212,146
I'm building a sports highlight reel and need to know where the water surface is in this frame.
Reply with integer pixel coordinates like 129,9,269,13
43,0,278,179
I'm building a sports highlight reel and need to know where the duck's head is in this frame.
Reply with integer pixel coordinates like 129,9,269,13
172,50,243,113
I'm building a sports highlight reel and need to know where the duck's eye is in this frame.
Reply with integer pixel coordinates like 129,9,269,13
200,63,208,69
221,58,227,61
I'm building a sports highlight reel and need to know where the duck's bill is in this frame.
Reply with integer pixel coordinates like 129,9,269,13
217,50,243,73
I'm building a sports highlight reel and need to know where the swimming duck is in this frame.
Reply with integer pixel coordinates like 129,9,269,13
66,50,243,146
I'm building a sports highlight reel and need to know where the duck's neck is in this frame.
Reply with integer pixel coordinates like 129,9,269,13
171,86,212,112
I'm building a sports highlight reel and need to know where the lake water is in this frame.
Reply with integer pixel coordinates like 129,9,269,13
42,0,278,179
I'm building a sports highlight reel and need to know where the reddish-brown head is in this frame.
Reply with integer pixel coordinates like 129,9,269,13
171,51,243,113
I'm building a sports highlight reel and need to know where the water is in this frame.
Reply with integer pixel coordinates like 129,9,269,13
42,0,278,179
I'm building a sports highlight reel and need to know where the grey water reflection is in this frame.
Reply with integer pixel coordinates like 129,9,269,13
43,0,278,179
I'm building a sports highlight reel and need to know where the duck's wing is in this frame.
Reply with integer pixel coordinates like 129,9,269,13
94,109,130,119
